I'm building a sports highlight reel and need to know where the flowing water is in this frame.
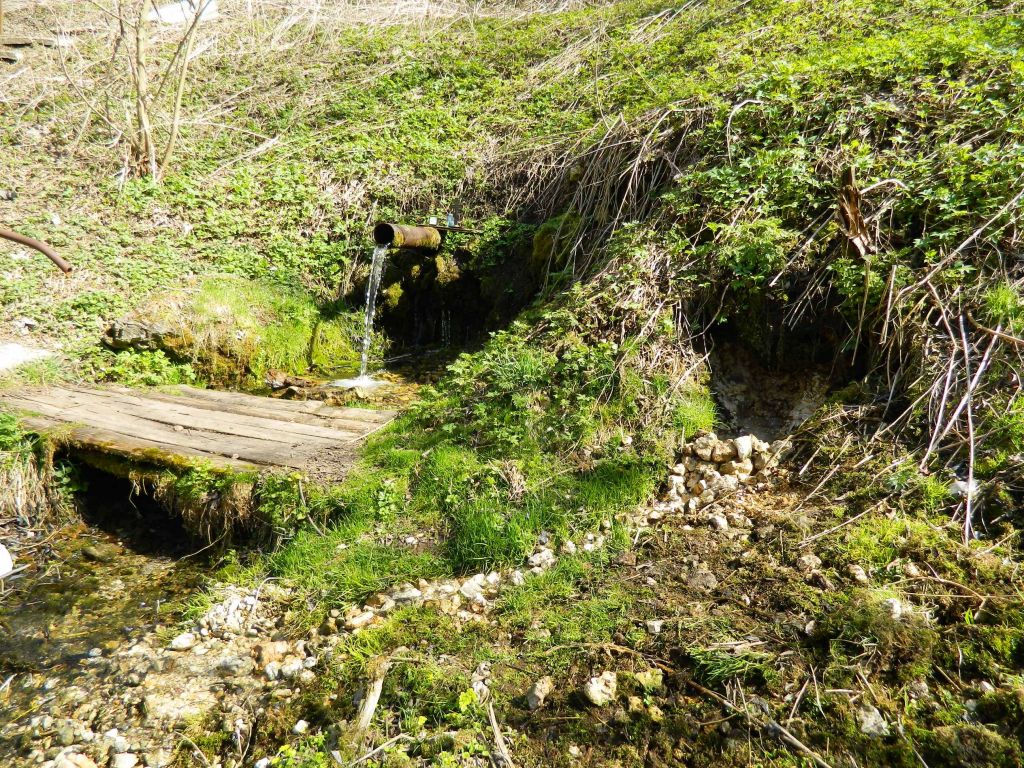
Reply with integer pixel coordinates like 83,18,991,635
0,478,207,761
358,244,389,378
329,244,390,390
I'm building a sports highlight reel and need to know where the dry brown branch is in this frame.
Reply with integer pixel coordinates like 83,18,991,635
487,701,516,768
352,655,392,741
158,0,211,175
958,315,978,543
967,311,1024,347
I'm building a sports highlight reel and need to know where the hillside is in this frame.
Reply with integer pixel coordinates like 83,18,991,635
1,1,1024,767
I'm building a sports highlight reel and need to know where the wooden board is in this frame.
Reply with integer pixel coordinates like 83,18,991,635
0,385,395,476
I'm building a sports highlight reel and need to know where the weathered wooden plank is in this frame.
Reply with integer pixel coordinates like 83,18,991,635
162,385,395,424
1,394,313,467
55,386,364,445
136,388,380,433
140,387,395,433
0,384,383,477
16,416,257,472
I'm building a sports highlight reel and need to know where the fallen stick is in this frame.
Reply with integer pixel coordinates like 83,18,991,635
487,701,516,768
352,655,392,740
334,734,413,767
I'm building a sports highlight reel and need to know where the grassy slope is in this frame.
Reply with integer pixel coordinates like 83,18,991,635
3,0,1024,766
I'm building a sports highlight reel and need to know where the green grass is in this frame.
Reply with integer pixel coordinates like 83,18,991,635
688,646,778,688
983,283,1024,334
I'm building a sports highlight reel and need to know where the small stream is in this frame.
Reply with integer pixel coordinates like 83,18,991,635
0,472,207,760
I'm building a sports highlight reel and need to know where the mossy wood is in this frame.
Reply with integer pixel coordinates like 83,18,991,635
0,385,394,475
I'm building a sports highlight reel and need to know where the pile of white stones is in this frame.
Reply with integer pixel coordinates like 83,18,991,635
318,526,615,637
650,432,790,522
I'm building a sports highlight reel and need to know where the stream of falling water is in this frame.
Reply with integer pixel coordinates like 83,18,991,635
330,244,389,389
359,244,389,378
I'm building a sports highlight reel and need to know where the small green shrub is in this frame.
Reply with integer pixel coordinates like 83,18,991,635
100,350,197,387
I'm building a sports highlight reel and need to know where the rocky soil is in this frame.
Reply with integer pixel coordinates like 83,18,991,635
2,431,790,768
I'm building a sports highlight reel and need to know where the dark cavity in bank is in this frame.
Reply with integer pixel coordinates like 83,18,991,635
0,466,205,685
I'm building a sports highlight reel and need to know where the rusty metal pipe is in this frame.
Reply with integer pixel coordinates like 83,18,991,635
372,222,441,251
0,226,72,273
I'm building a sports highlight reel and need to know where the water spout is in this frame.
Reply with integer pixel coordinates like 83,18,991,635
372,222,442,251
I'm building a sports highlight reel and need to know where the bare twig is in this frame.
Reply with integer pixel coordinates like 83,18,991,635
352,655,392,741
487,701,516,768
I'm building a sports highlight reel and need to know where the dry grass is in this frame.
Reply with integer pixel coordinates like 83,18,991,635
0,446,68,527
149,471,257,544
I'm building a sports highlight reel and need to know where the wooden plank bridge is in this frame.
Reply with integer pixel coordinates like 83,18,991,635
0,385,395,476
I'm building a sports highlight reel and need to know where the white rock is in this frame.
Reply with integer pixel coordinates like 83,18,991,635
645,620,664,635
168,632,196,651
110,754,138,768
254,760,271,768
719,458,753,477
733,435,753,461
0,543,14,579
691,434,717,461
708,473,739,493
847,564,869,584
796,554,822,573
54,755,98,768
263,662,281,681
708,514,729,531
510,570,526,586
883,598,905,621
292,719,309,735
459,575,486,600
979,680,996,694
528,548,557,569
391,586,423,604
710,440,737,463
583,671,617,707
857,704,889,737
560,540,578,555
345,611,376,630
527,676,554,710
280,657,304,680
